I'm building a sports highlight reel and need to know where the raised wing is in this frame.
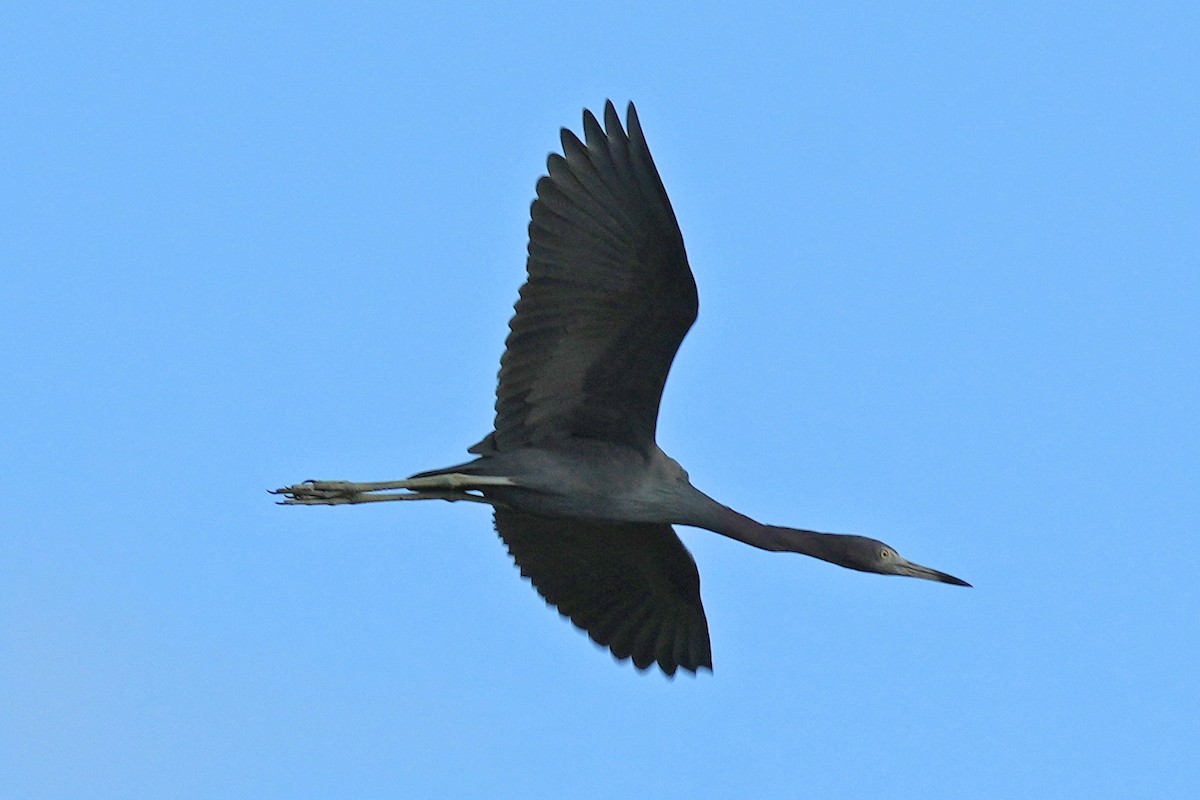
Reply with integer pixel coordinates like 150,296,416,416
494,508,712,675
484,101,696,456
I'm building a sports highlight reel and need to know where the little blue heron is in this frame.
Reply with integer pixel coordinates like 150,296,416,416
273,101,969,675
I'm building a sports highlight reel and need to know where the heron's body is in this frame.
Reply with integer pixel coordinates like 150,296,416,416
275,101,968,675
426,441,703,525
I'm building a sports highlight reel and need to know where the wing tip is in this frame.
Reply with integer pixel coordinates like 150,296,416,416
613,648,713,678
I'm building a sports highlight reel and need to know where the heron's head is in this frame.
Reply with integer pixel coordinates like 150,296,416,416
835,535,971,587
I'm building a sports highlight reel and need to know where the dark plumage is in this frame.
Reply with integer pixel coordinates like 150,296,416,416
274,101,969,676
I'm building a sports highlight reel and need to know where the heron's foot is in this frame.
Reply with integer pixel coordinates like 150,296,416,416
270,480,365,505
271,473,516,506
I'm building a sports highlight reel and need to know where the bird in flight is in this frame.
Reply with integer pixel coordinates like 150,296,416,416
273,101,969,676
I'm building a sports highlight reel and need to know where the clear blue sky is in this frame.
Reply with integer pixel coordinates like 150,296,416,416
4,2,1197,797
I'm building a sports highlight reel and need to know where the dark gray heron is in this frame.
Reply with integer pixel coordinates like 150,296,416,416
273,101,969,675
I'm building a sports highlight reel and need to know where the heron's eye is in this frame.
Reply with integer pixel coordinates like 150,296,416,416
880,548,892,560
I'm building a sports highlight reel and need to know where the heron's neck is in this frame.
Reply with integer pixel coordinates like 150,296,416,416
696,498,846,565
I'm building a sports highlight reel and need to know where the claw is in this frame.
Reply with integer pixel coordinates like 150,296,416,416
270,479,365,506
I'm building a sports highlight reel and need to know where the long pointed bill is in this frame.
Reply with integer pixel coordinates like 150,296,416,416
899,559,972,587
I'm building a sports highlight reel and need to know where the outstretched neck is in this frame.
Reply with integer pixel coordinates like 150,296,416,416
696,500,846,565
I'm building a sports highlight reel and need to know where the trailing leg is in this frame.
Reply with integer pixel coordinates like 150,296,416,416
269,474,515,506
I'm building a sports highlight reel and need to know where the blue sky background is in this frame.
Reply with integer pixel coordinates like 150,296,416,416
3,2,1198,797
